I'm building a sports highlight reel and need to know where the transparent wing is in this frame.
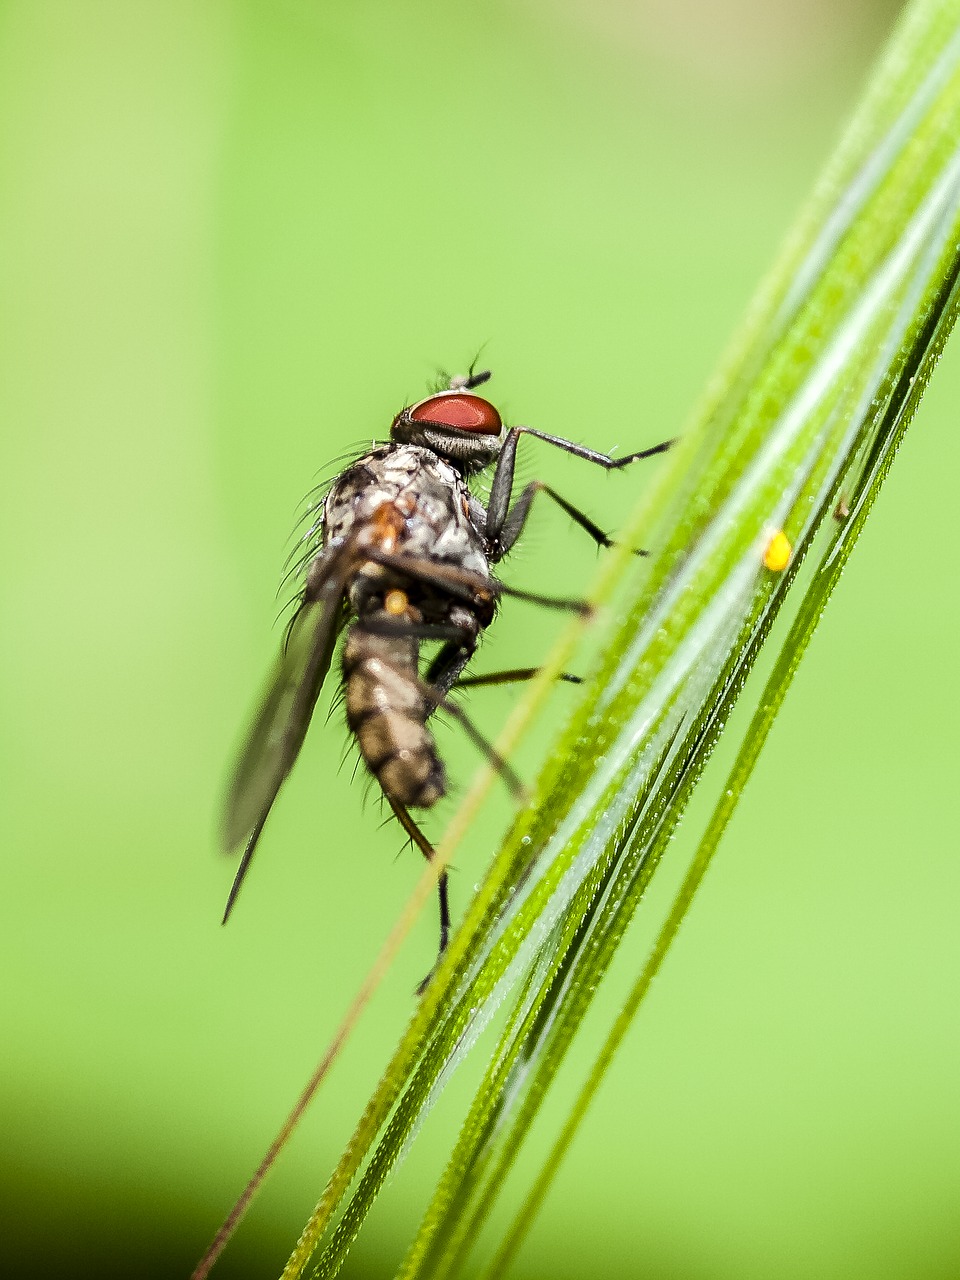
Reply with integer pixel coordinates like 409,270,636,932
221,544,351,919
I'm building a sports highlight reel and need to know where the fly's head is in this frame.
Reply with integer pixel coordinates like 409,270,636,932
390,369,503,475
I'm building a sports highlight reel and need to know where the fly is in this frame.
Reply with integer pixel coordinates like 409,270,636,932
221,368,673,975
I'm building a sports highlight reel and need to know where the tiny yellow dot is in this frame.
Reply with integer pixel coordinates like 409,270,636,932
763,530,792,572
384,589,408,616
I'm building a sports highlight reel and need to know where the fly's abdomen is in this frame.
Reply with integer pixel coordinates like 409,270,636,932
342,629,445,808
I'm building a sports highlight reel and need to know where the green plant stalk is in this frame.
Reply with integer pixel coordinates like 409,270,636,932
398,167,960,1280
277,3,960,1276
403,189,960,1280
485,240,960,1276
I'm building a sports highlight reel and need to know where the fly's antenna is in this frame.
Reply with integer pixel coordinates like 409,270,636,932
447,346,491,392
465,344,490,384
447,367,491,391
431,349,491,394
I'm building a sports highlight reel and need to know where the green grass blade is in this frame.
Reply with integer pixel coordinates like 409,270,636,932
486,238,960,1277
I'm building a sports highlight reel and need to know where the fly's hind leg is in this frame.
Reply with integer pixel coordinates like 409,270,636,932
422,630,480,699
387,795,450,991
418,684,526,801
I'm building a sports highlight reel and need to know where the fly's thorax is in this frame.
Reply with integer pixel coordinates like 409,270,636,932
322,444,491,580
322,446,413,546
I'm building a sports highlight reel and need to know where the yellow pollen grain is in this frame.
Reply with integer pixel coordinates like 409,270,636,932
763,530,792,572
384,589,408,616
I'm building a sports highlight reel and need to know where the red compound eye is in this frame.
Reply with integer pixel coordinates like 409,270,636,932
409,392,502,435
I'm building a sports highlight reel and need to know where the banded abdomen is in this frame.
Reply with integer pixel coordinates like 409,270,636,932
342,621,445,808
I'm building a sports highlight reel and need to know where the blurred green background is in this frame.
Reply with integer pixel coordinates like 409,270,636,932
3,1,959,1277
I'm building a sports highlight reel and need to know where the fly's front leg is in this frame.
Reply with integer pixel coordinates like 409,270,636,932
485,426,675,560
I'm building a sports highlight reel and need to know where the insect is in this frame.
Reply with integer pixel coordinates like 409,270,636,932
221,368,673,974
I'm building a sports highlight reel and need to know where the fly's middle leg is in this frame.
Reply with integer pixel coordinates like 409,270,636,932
454,667,583,688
